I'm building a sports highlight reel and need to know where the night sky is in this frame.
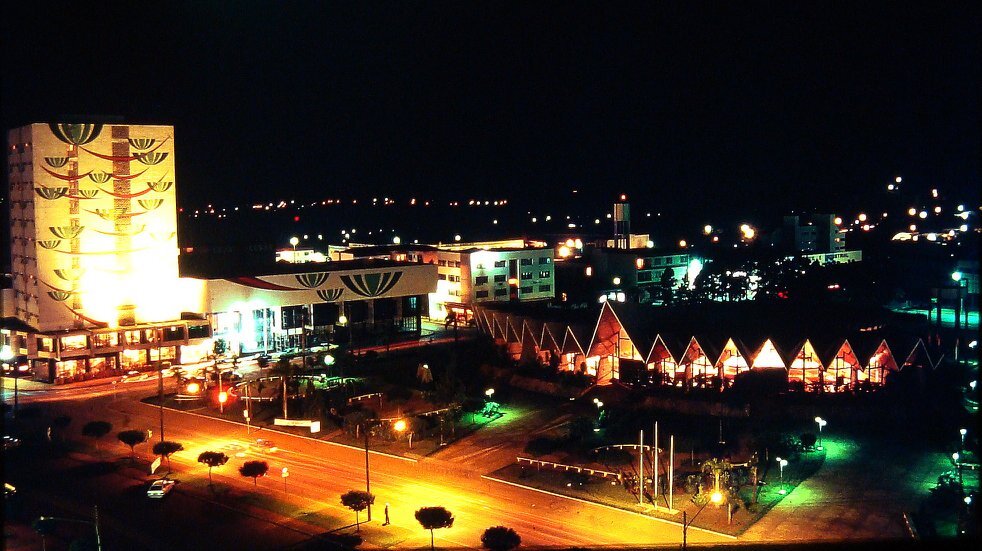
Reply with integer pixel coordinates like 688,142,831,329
3,1,979,218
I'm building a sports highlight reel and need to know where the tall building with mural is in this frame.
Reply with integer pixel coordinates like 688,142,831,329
5,122,211,381
8,123,182,329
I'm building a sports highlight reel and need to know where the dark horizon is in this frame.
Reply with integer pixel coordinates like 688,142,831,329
3,2,980,218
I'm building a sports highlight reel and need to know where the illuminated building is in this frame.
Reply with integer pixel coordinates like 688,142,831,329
777,214,845,253
5,122,211,381
347,240,555,322
4,122,437,383
474,300,935,392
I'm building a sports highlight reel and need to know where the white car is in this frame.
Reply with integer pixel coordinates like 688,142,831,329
147,478,175,498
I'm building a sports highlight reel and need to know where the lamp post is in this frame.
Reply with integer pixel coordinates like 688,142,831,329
681,492,724,549
37,506,102,551
218,366,225,414
1,345,16,419
953,452,963,488
960,428,967,449
776,457,789,494
363,419,373,522
593,398,604,432
952,271,966,330
815,417,827,451
394,418,412,449
290,236,299,263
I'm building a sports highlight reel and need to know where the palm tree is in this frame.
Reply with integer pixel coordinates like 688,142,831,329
271,357,295,419
197,451,230,486
152,440,184,470
340,490,375,532
117,429,148,463
81,421,112,457
239,460,269,486
415,506,454,551
700,457,733,499
481,526,521,551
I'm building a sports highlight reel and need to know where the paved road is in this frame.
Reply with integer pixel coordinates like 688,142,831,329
29,394,727,549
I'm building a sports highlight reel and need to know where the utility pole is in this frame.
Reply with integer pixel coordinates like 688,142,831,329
639,430,644,505
157,334,164,443
669,435,674,511
654,421,659,504
364,420,372,522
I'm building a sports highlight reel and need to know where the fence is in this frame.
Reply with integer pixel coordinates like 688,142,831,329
517,456,622,481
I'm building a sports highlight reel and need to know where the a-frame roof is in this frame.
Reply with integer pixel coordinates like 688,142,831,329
645,334,678,364
750,338,787,369
540,322,565,353
562,324,592,355
522,318,544,348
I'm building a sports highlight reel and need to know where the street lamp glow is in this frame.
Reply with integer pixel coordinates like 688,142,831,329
952,452,960,462
323,354,335,366
960,428,967,448
337,314,348,326
393,419,407,432
485,388,495,397
710,491,723,504
186,382,200,394
703,225,713,235
815,417,827,450
218,391,228,404
952,271,963,282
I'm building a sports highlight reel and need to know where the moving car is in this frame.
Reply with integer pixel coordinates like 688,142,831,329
249,438,278,453
147,478,175,498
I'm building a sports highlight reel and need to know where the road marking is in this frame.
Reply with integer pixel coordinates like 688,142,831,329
482,475,737,540
137,401,417,463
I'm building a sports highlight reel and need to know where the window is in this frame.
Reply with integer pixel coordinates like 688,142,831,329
438,274,447,280
520,286,533,294
494,288,508,297
638,271,652,282
37,337,54,352
494,260,506,268
449,275,460,283
494,274,506,283
539,270,550,279
521,271,533,280
124,330,143,345
92,332,119,348
520,258,533,266
475,275,488,285
452,261,461,268
439,260,448,267
476,290,489,298
539,284,551,292
539,257,551,264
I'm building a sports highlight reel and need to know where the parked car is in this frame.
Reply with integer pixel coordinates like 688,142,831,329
3,435,21,450
147,478,175,498
249,438,278,453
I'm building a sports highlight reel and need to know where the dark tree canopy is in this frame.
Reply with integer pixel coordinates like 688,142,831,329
197,451,230,484
152,440,184,458
117,429,147,461
340,490,375,531
416,506,455,551
481,526,522,551
81,421,112,439
239,460,269,485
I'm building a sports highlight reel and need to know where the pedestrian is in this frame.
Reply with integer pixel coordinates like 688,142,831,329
383,503,390,525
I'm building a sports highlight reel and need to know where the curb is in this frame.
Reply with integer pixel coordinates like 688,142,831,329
481,475,737,540
138,402,417,463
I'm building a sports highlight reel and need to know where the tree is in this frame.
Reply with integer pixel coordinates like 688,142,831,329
117,430,147,463
239,460,269,486
197,451,230,485
81,421,112,457
659,267,676,305
415,506,454,551
152,440,184,470
340,490,375,531
481,526,521,551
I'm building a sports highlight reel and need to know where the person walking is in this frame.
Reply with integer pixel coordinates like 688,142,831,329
383,503,390,525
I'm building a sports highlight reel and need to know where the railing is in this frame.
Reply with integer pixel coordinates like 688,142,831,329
902,511,919,539
517,456,622,481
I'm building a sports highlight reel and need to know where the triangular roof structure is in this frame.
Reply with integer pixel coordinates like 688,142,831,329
540,322,565,354
900,338,934,370
786,338,824,369
824,339,862,377
588,301,621,358
505,316,522,343
750,338,787,369
645,334,678,365
716,337,752,371
561,324,590,356
491,311,508,340
604,302,658,362
474,307,492,335
661,334,691,364
693,333,726,367
522,318,544,349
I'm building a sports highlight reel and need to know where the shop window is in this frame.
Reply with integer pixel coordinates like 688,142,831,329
124,330,143,345
92,332,119,348
37,336,54,352
60,334,89,352
187,324,211,339
162,326,186,341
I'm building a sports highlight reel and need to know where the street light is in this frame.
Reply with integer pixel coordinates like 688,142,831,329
681,491,723,549
485,388,495,398
953,452,963,487
776,457,789,494
290,236,299,263
960,428,968,449
37,506,102,551
394,418,413,449
815,417,827,451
